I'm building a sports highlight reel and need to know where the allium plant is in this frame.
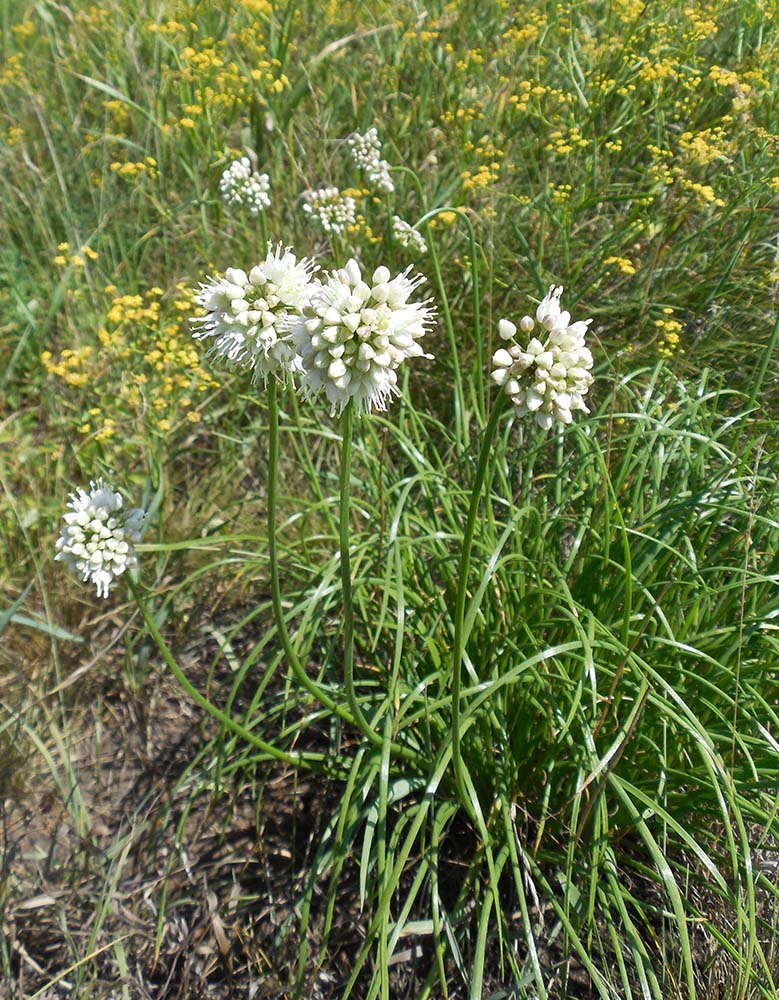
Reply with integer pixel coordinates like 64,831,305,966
346,126,394,194
55,479,145,598
291,258,435,415
219,157,271,215
392,215,428,255
491,285,594,429
191,244,317,384
300,186,357,235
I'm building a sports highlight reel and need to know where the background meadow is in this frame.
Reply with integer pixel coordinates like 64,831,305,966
3,0,779,997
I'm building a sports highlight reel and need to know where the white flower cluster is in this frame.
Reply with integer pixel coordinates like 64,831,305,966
55,480,146,598
219,157,271,216
301,186,357,235
192,245,317,384
347,127,394,194
192,250,434,413
291,258,435,415
392,216,427,255
491,286,594,429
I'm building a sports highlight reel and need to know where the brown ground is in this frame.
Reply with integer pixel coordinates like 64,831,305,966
0,605,448,1000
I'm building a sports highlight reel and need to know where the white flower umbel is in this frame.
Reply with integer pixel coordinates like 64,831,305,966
392,216,428,255
301,186,357,235
347,127,394,194
56,479,146,598
291,258,435,415
219,157,271,215
192,244,318,384
491,286,594,429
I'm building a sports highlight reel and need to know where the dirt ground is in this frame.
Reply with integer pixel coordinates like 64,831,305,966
0,606,459,1000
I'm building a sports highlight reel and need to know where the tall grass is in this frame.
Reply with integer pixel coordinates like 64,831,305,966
179,355,776,997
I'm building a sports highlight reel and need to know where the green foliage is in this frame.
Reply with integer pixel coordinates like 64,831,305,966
223,365,778,998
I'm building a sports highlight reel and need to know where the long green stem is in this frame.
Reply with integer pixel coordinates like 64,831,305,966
270,386,421,767
128,578,332,774
340,399,371,734
267,379,341,715
451,393,509,809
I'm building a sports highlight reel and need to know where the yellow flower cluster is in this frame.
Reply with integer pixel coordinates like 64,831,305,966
509,80,569,117
646,141,724,208
655,310,684,359
429,211,458,228
41,346,94,388
11,19,36,40
604,256,638,276
146,20,190,36
679,125,733,165
709,64,752,106
612,0,646,20
241,0,273,14
454,49,485,73
546,124,588,156
462,163,501,191
0,53,25,87
346,214,382,245
502,21,542,48
53,242,99,268
682,8,718,41
162,34,289,117
708,65,741,89
549,183,573,204
110,157,159,181
679,178,724,207
439,106,484,126
103,99,131,131
42,285,218,450
637,56,679,85
461,136,494,157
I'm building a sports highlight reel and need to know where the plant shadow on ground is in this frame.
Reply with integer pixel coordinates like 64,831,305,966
0,605,467,999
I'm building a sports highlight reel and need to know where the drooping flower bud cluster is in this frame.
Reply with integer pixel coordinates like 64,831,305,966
347,127,394,194
492,286,594,429
192,245,318,384
392,216,428,255
219,157,271,215
301,187,357,235
55,480,146,598
290,258,435,415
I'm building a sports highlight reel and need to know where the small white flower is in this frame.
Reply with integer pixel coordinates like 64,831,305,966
219,157,271,215
392,216,428,255
192,244,318,384
55,479,146,598
291,258,435,415
492,286,594,429
301,187,357,235
347,127,394,194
